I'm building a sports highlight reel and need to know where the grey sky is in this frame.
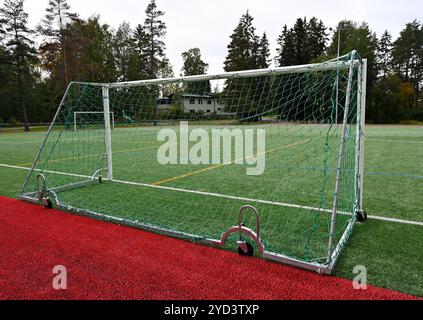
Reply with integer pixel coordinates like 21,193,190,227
6,0,423,75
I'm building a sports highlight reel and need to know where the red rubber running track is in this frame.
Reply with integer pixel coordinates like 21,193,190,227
0,196,416,300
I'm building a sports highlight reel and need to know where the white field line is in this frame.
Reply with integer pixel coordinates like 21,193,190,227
366,138,423,144
0,163,91,179
1,162,422,227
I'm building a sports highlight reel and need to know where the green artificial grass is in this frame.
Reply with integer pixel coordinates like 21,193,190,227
0,124,422,297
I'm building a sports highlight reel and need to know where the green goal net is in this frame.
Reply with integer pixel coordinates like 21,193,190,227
20,51,367,274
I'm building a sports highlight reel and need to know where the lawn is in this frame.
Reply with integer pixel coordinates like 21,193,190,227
0,124,422,297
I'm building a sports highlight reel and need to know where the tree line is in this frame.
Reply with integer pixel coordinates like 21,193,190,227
0,0,422,129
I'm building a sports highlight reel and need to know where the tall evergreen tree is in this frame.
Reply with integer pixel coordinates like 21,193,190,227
0,45,15,124
292,18,308,64
377,30,393,78
275,17,327,67
275,25,296,67
224,11,258,72
143,0,167,79
0,0,38,131
392,20,423,109
132,24,149,80
256,32,270,69
224,11,272,120
306,17,327,59
38,0,78,87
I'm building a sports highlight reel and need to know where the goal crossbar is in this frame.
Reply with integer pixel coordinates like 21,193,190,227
70,56,360,89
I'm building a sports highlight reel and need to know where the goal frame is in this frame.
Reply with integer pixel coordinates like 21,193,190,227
19,53,367,275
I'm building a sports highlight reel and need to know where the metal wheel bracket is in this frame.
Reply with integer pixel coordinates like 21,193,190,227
219,205,265,256
36,174,47,203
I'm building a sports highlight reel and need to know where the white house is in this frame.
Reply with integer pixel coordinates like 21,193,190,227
156,94,233,115
181,94,226,114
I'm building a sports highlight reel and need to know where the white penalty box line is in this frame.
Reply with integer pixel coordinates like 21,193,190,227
1,162,422,228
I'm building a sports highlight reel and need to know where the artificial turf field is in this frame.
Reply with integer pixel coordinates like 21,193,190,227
0,196,415,300
0,124,422,298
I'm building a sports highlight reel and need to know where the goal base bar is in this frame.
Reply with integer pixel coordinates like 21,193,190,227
18,190,344,275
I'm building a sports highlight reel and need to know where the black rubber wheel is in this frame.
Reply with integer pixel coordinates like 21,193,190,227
238,242,254,257
356,210,367,222
44,199,53,209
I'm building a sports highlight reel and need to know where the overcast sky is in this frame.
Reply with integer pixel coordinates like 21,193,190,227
4,0,423,75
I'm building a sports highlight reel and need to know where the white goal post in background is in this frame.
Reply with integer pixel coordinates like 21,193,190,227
73,111,115,132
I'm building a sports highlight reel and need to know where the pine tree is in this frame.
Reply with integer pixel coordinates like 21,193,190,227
0,45,15,124
256,32,270,69
224,11,270,120
143,0,167,79
38,0,78,87
392,20,423,109
132,24,149,80
306,17,327,59
0,0,38,132
224,11,258,72
292,18,308,64
276,17,327,67
275,25,296,67
377,30,393,78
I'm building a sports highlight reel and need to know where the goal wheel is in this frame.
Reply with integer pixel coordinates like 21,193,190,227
238,242,254,257
44,198,53,209
99,176,103,184
356,210,367,223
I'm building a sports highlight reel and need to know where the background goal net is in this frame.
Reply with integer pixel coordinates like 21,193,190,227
20,51,367,274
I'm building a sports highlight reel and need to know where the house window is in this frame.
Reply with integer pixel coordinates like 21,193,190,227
218,108,222,112
198,99,203,104
189,98,195,104
207,100,212,105
207,110,211,113
190,110,195,114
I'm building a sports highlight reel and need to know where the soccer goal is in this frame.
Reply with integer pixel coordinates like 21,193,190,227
20,51,367,274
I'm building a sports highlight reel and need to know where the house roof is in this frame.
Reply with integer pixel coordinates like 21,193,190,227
181,94,214,99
